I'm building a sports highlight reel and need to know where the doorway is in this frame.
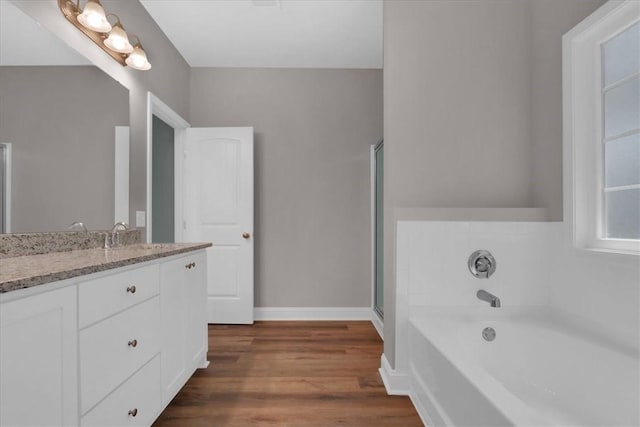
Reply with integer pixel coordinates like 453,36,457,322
152,116,175,243
145,92,189,244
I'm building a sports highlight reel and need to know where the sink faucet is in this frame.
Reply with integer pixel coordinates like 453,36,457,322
68,221,88,232
106,222,130,249
477,289,501,308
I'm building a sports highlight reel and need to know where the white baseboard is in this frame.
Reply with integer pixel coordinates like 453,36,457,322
254,307,372,321
371,309,384,340
378,354,410,395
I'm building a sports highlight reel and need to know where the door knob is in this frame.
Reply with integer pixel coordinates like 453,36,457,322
242,232,251,239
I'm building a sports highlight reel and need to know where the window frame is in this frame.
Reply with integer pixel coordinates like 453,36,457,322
563,0,640,255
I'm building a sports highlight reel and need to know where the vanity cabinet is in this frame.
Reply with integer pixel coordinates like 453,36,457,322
0,249,208,427
0,286,79,426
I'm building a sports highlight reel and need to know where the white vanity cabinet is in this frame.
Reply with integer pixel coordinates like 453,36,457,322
0,248,208,427
160,251,208,403
0,286,79,427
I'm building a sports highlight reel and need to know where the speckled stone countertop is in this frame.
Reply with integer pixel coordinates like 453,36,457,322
0,229,142,258
0,243,212,294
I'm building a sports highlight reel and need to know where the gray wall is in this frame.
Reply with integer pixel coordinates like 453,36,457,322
530,0,606,220
0,66,128,232
383,0,605,367
190,68,383,307
13,0,191,233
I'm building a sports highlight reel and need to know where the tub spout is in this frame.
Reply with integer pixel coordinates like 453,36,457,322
477,289,501,308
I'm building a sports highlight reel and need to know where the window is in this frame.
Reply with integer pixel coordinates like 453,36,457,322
564,0,640,254
601,22,640,241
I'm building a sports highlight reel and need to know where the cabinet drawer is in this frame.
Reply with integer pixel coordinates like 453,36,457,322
80,297,160,414
79,264,160,328
81,354,162,427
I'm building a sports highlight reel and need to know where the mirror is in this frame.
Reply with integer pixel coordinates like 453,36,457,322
0,1,130,233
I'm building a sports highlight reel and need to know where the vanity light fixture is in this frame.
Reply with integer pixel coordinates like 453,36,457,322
58,0,151,70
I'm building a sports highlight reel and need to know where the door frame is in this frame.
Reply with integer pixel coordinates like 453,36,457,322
145,92,190,243
370,140,383,339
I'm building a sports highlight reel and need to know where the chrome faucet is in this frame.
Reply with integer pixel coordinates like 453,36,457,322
106,222,130,249
477,289,501,308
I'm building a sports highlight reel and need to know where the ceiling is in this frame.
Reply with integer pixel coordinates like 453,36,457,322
0,1,90,66
140,0,383,69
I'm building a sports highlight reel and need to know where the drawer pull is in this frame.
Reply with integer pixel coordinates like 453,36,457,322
126,285,137,294
185,262,196,269
127,339,138,348
128,408,138,417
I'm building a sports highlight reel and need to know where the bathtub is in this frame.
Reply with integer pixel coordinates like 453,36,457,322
408,307,639,426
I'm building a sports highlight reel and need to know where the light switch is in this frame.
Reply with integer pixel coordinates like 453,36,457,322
136,211,146,227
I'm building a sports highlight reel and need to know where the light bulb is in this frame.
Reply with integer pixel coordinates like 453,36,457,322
104,23,133,54
77,0,111,33
125,45,151,71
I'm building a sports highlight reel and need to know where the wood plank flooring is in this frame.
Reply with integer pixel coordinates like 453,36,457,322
153,321,423,427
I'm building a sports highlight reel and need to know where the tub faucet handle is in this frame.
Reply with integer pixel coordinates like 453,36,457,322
468,250,496,279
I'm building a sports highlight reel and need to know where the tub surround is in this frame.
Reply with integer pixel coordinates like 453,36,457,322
0,242,212,293
390,220,639,426
0,229,142,258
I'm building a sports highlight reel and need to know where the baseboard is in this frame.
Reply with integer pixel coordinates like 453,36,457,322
371,309,384,340
254,307,372,321
378,354,410,395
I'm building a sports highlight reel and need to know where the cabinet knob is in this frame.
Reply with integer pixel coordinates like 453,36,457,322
126,285,137,294
128,408,138,417
242,232,251,239
128,339,138,348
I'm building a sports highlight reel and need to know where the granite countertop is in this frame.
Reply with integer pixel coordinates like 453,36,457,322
0,243,212,294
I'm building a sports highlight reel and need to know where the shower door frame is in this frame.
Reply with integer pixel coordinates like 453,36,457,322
370,140,384,335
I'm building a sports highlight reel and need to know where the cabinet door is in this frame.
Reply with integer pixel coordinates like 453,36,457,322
0,286,78,426
160,256,188,403
160,251,208,404
184,251,208,368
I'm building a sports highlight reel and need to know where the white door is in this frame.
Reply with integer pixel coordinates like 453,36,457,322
183,127,254,324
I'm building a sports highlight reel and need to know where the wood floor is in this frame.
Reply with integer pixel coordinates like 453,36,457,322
153,321,423,427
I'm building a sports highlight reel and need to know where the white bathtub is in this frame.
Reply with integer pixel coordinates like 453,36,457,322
408,307,639,426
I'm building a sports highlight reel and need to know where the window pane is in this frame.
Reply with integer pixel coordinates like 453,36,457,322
604,76,640,139
603,22,640,86
604,133,640,188
605,188,640,239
